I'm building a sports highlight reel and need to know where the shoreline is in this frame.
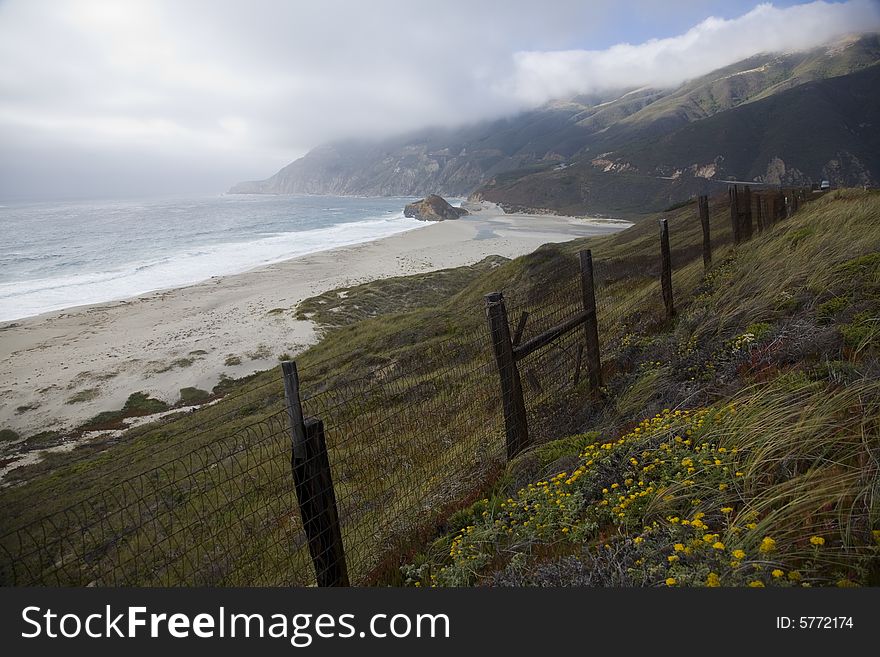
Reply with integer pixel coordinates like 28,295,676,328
0,202,630,441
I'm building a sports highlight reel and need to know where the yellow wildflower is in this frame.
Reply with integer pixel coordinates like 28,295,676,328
706,572,721,587
732,549,746,559
665,577,677,586
809,536,825,546
712,541,725,550
748,581,765,588
759,536,776,554
771,569,784,578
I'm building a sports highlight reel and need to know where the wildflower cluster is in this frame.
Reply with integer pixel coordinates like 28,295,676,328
727,332,757,353
418,407,735,586
607,510,811,588
404,395,877,587
676,335,698,359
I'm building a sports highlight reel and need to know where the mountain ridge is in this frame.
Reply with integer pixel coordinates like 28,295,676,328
230,33,880,214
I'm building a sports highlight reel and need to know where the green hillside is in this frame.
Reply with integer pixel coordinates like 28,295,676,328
615,64,880,183
403,190,880,587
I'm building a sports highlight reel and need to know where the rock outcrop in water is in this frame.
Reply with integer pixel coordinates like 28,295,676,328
404,195,468,222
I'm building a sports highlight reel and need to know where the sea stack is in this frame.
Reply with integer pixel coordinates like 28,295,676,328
404,194,469,222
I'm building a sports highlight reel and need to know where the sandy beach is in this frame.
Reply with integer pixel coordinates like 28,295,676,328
0,202,630,438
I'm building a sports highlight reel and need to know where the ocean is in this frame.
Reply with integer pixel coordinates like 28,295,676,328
0,194,426,322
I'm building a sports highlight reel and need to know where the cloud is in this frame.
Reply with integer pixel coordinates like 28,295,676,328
506,1,880,104
0,0,877,198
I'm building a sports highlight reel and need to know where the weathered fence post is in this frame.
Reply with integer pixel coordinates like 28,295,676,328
741,185,753,241
578,250,602,395
659,219,674,319
728,185,740,245
485,292,529,459
282,361,349,587
755,194,765,235
698,195,711,268
729,185,754,244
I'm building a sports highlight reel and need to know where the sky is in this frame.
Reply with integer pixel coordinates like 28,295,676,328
0,0,878,200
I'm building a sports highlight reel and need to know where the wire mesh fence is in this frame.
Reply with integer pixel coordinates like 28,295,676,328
1,408,312,586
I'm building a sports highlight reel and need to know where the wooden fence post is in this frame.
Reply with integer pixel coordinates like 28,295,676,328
282,361,349,587
728,185,740,245
659,219,674,319
741,185,753,241
485,292,529,459
755,194,765,234
578,250,602,395
698,195,711,268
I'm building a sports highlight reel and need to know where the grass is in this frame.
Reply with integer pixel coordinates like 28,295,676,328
154,357,195,373
401,189,880,586
178,387,212,406
0,429,20,443
78,391,171,431
1,189,879,586
294,255,508,331
246,345,272,360
65,388,99,404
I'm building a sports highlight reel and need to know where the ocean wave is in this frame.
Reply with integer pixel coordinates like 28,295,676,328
0,210,423,321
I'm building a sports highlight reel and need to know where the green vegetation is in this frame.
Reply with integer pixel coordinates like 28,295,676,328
0,429,20,443
154,357,195,372
246,345,272,360
65,388,99,404
2,190,879,587
663,198,695,212
402,189,880,586
178,387,212,405
294,255,508,331
80,391,170,431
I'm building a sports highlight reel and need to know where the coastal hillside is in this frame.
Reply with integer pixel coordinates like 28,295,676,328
3,189,879,587
230,34,880,212
402,190,880,587
477,62,880,216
